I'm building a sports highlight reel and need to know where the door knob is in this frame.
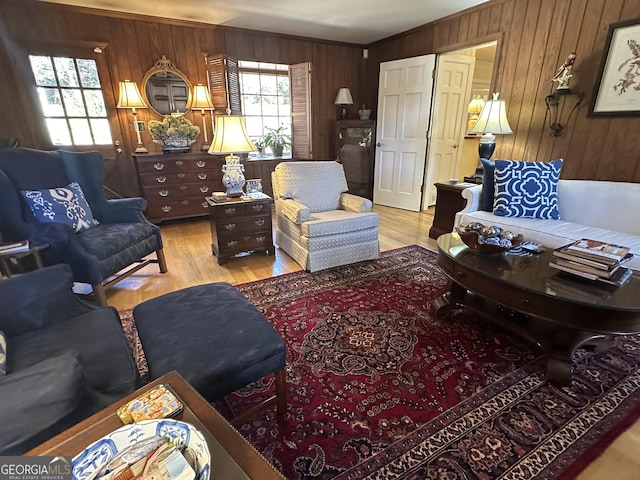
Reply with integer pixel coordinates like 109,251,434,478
452,144,459,149
376,142,382,147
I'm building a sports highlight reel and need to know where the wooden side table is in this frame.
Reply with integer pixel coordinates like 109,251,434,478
428,183,474,240
0,243,48,277
206,194,275,265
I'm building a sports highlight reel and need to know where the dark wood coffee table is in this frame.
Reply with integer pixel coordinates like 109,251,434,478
432,233,640,385
28,370,284,480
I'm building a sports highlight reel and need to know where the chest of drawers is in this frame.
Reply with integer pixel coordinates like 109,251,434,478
206,195,274,264
133,153,224,223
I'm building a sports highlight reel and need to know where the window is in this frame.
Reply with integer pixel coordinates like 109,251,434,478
29,55,113,146
238,61,290,147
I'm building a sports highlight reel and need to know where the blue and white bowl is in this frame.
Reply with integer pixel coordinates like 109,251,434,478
72,419,210,480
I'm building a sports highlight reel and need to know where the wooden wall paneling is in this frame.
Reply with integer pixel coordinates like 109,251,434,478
476,7,491,38
487,3,506,35
448,18,461,45
458,15,471,43
466,11,481,40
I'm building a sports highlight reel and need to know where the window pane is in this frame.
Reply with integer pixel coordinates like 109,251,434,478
84,90,107,117
279,104,291,117
37,87,65,116
90,118,113,144
245,117,264,137
77,59,100,88
262,97,279,116
239,60,259,69
29,56,57,86
62,89,87,116
243,96,262,116
277,77,290,98
69,118,92,145
260,75,277,95
53,57,79,87
46,118,72,145
241,73,261,95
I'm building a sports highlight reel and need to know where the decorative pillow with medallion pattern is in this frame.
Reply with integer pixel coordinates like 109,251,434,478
21,182,99,233
493,158,563,219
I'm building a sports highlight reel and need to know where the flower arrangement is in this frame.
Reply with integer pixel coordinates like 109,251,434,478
148,115,200,150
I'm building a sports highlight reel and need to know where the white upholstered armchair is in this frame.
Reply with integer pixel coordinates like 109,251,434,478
272,161,379,272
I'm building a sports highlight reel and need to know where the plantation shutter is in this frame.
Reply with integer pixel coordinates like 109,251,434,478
205,54,242,115
289,62,312,159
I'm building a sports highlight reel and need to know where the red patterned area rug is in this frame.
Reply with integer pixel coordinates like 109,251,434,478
120,245,640,480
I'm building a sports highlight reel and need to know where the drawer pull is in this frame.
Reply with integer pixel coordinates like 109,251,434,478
198,173,208,180
456,271,465,278
178,173,186,178
162,205,172,212
175,160,184,166
256,235,266,243
159,189,169,197
153,162,165,170
182,200,189,205
179,185,187,190
224,223,236,231
227,240,238,248
252,205,264,212
254,219,265,227
196,160,206,168
224,207,237,215
521,298,530,306
200,186,209,193
202,201,209,208
155,175,167,183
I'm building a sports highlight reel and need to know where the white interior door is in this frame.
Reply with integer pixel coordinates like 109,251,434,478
373,55,436,212
422,54,475,208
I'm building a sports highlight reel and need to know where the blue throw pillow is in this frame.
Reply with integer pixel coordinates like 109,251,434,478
0,330,5,375
480,158,495,211
21,182,99,233
493,159,563,219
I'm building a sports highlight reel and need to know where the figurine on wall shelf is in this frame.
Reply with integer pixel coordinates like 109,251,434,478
550,52,576,91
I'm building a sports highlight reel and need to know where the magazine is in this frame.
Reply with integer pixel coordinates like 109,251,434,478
565,238,630,261
0,240,29,254
549,261,633,287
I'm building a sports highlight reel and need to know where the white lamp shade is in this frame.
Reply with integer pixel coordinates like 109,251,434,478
116,80,147,109
190,84,214,110
468,93,512,135
334,88,354,105
467,96,485,114
208,115,256,154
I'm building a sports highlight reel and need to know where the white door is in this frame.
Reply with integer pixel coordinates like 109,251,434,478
373,55,436,211
422,55,475,207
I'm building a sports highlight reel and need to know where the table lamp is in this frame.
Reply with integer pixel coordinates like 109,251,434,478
190,84,215,151
468,92,512,160
116,80,148,153
208,115,256,197
334,88,353,120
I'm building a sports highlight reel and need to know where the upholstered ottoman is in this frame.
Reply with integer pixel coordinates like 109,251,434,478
133,282,287,424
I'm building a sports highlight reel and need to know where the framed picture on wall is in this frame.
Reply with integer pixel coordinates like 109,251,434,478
245,179,263,193
590,18,640,116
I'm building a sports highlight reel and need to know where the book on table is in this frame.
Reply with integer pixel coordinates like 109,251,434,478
563,238,631,263
0,240,29,254
549,260,633,287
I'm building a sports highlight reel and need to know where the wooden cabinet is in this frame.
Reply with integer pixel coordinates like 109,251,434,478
428,182,473,240
335,120,375,199
133,152,224,223
206,195,274,264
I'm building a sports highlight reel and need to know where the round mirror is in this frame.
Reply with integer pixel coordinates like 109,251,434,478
142,55,193,117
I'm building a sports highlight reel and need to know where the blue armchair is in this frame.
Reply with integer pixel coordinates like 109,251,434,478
0,148,167,306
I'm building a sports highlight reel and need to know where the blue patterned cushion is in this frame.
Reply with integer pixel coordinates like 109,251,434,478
21,182,99,232
0,330,6,375
493,159,563,219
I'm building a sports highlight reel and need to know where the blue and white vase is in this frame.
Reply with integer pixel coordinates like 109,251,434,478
222,157,245,197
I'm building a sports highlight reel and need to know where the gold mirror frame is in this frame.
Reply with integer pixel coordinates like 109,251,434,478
142,55,193,117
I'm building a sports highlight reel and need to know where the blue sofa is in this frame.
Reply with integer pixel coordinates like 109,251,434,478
0,265,141,454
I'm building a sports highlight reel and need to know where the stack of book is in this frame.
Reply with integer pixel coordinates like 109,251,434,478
0,240,29,254
550,238,633,287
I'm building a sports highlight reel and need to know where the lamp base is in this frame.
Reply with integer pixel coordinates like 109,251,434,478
201,143,210,151
477,132,496,160
135,144,149,154
221,154,246,197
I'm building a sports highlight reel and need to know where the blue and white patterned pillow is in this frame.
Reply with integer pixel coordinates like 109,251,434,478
493,159,563,219
21,182,99,232
0,330,6,375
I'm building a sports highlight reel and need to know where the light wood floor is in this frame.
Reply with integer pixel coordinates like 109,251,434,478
105,204,639,479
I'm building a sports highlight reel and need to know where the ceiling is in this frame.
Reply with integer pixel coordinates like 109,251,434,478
39,0,490,44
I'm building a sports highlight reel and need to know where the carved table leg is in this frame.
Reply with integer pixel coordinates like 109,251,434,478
431,282,467,317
